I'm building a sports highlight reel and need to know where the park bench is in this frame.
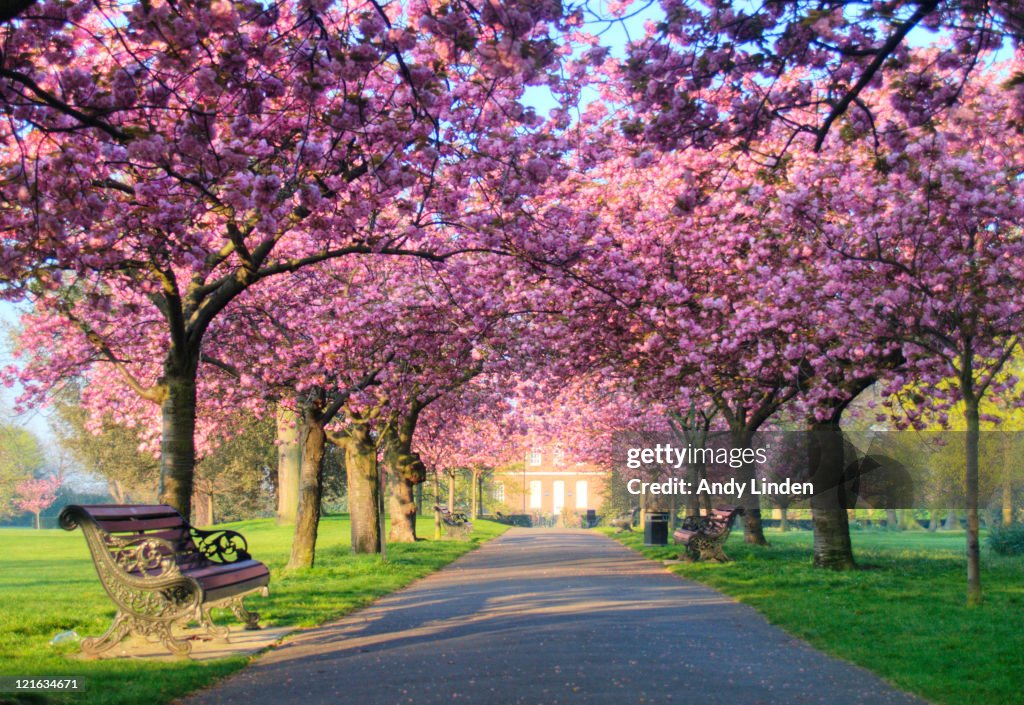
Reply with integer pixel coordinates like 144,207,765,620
434,505,472,539
673,506,743,562
610,508,639,532
59,504,270,658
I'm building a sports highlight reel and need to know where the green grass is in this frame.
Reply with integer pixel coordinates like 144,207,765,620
602,526,1024,705
0,515,507,705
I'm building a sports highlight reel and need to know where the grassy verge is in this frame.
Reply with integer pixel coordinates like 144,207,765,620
601,526,1024,705
0,515,507,705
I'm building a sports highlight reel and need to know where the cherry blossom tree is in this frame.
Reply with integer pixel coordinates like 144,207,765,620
200,246,543,561
0,0,570,519
14,475,60,529
785,61,1024,599
535,113,816,543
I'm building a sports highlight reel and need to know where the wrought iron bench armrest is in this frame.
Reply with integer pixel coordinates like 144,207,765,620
189,527,251,563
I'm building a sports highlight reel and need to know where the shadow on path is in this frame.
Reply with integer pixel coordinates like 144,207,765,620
177,529,927,705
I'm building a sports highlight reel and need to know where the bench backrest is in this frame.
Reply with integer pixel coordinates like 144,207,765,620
60,504,206,573
433,505,471,526
710,506,740,523
702,506,740,537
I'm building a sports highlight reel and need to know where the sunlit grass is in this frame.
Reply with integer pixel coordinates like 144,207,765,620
0,515,507,705
603,526,1024,705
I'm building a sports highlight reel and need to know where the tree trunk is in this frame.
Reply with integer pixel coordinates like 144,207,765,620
109,479,126,504
158,358,199,518
34,511,40,530
700,464,713,515
964,394,982,605
730,427,768,545
780,505,790,532
886,508,899,530
379,467,388,562
383,410,427,543
194,490,214,527
275,406,302,525
287,408,326,569
639,485,647,529
447,472,456,513
1002,474,1014,526
470,470,480,519
434,473,442,539
944,509,959,530
345,423,381,554
684,461,700,516
669,490,678,531
808,418,856,570
389,472,418,542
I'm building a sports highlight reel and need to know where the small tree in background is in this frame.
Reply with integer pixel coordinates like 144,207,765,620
15,476,61,529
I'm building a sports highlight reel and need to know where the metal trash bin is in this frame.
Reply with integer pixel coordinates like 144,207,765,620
644,511,670,545
586,509,597,528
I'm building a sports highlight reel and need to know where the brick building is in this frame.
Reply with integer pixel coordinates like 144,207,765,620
491,447,610,519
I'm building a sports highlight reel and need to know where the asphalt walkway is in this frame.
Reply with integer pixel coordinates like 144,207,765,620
179,529,926,705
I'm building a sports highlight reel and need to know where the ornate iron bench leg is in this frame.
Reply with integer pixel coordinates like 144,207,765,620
230,593,263,631
710,541,731,563
199,605,231,640
151,620,193,658
81,611,131,658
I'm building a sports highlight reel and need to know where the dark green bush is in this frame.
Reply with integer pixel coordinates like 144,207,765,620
987,523,1024,556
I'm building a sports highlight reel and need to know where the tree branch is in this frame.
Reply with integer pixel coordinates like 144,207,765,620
814,0,940,151
0,67,128,142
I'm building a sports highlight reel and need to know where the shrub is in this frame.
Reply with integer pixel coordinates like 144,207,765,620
987,523,1024,556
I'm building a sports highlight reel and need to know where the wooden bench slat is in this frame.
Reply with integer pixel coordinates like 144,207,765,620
73,504,182,520
182,559,266,580
193,568,270,592
96,516,189,533
144,528,195,543
185,561,270,591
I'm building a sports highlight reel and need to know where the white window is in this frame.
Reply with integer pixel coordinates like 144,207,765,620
529,480,543,509
493,482,505,503
575,480,588,509
527,450,542,466
553,446,565,466
553,480,565,514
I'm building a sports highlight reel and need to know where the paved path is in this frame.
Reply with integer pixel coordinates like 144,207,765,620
179,530,926,705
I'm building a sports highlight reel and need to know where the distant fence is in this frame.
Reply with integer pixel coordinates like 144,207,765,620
0,515,62,530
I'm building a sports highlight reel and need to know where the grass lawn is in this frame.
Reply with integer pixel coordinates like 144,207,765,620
0,515,507,705
602,526,1024,705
